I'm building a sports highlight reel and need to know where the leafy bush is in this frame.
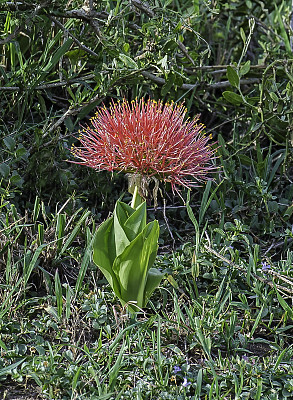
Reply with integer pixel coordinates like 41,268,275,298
1,0,292,211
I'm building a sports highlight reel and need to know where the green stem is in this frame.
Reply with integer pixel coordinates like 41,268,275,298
131,184,144,209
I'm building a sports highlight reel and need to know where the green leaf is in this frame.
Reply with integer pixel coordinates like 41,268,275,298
55,213,66,251
166,274,178,289
75,231,95,294
23,244,47,286
109,343,126,390
60,210,91,255
43,38,74,73
0,163,10,178
274,3,292,55
269,92,279,102
161,72,175,97
222,91,243,105
93,217,121,298
34,38,74,87
118,54,138,69
0,359,24,377
0,338,7,351
3,136,16,151
227,66,239,88
113,202,132,256
54,269,63,319
144,268,164,305
240,27,246,44
112,220,159,309
284,204,293,219
273,281,293,319
164,39,177,52
93,200,160,312
115,201,146,244
238,154,253,166
240,60,251,76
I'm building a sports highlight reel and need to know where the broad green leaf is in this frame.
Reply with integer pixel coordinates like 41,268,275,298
123,202,147,240
115,201,135,226
93,217,121,297
93,200,160,311
145,221,160,272
112,220,159,308
227,66,239,88
115,201,146,243
113,202,132,256
223,91,243,105
144,268,164,305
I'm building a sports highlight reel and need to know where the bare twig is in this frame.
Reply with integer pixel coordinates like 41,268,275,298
142,70,260,90
46,92,102,134
48,15,99,58
1,2,109,21
131,0,155,18
0,26,22,45
0,86,21,92
0,74,96,91
184,64,266,72
266,269,293,286
0,71,260,93
177,40,195,65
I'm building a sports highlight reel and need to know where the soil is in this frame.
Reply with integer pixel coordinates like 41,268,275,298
0,380,45,400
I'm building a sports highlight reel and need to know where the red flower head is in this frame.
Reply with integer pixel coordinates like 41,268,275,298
71,98,217,192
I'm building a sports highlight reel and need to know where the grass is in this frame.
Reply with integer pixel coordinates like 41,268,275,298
0,170,293,399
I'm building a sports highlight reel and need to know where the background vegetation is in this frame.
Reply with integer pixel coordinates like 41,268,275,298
0,0,293,399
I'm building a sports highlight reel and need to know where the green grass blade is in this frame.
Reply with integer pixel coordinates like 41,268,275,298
0,359,24,377
60,210,91,255
24,244,47,287
109,342,126,390
250,305,264,338
54,269,63,319
75,229,95,294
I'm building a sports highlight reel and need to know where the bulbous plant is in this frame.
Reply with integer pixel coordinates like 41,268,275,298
72,98,216,313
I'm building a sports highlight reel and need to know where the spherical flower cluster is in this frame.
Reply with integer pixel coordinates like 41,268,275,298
71,98,216,191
